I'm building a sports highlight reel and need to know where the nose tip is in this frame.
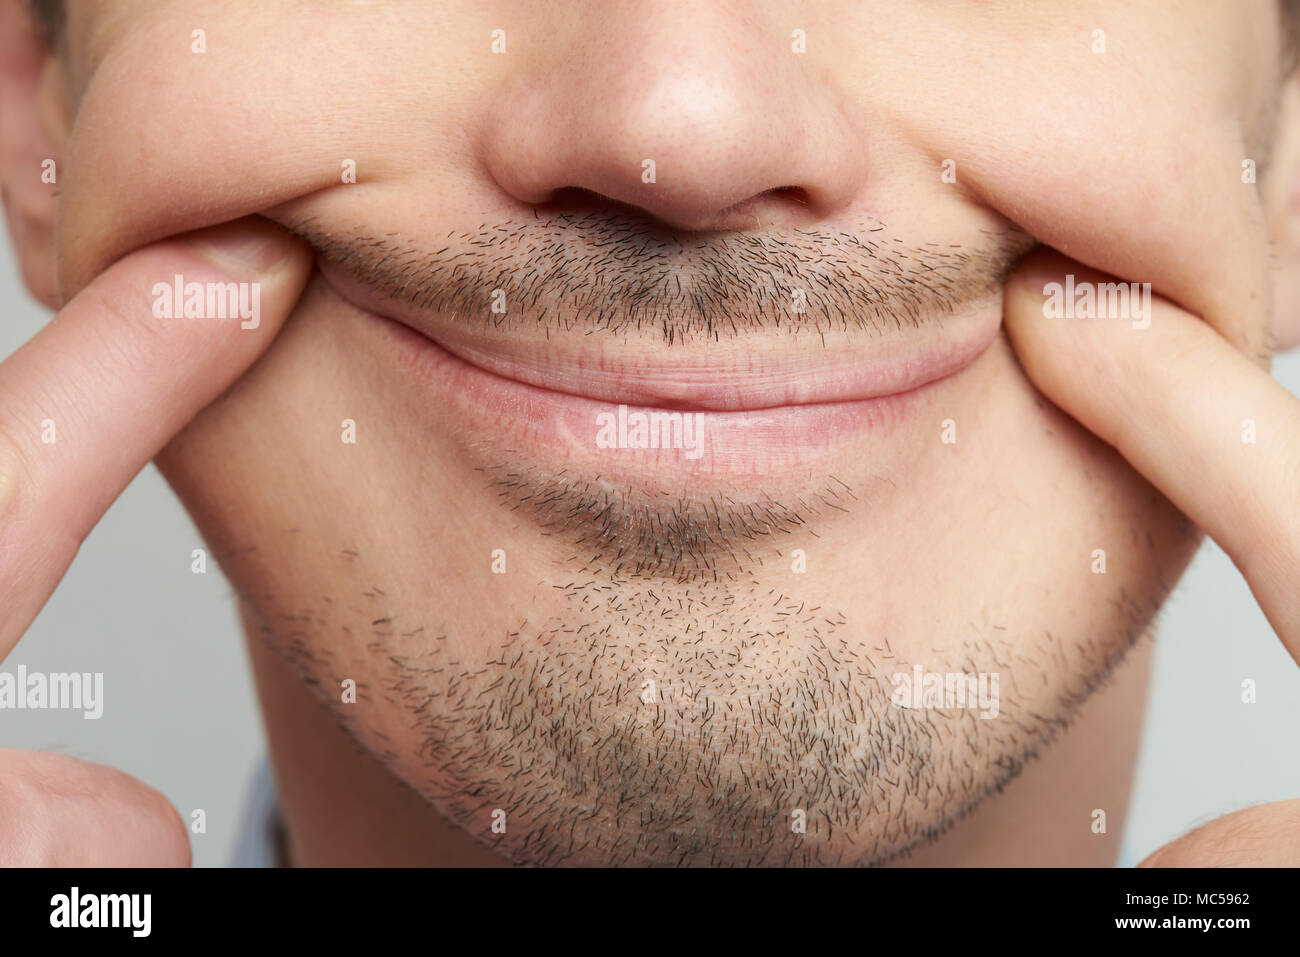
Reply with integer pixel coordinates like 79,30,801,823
479,16,865,233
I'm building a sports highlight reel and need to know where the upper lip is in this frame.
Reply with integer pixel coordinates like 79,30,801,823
314,257,1002,413
433,331,996,411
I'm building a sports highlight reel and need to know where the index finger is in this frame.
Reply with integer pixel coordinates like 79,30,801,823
1003,248,1300,655
0,217,310,655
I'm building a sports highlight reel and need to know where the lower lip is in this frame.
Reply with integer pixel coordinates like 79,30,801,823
322,271,984,482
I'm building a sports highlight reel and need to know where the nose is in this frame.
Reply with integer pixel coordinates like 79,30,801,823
478,3,866,232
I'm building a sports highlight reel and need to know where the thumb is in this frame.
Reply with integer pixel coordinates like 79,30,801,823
1003,248,1300,657
1139,798,1300,866
0,748,190,866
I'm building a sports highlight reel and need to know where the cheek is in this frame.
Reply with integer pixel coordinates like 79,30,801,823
809,332,1200,658
827,2,1274,357
55,6,476,296
153,276,513,653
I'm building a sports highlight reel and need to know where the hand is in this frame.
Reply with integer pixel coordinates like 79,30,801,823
1004,248,1300,866
0,218,309,865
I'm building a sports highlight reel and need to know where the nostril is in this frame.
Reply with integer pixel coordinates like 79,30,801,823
767,186,812,205
712,185,815,229
731,186,811,210
530,187,697,245
537,186,616,217
536,185,817,234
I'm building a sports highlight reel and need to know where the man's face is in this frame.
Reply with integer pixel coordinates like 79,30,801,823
28,0,1288,864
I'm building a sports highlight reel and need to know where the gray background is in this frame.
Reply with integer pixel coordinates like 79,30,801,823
2,230,1298,867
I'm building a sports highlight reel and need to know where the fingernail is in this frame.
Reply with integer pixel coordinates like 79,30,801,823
1013,247,1068,286
193,220,290,274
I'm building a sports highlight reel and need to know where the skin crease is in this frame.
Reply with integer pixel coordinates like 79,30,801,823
3,0,1298,864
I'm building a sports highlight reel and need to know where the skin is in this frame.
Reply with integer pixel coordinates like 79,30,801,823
0,0,1297,865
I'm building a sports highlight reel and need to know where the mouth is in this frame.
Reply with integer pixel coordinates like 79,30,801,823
394,311,994,413
307,241,1009,484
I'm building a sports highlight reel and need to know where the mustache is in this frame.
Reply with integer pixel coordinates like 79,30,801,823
282,213,1037,344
